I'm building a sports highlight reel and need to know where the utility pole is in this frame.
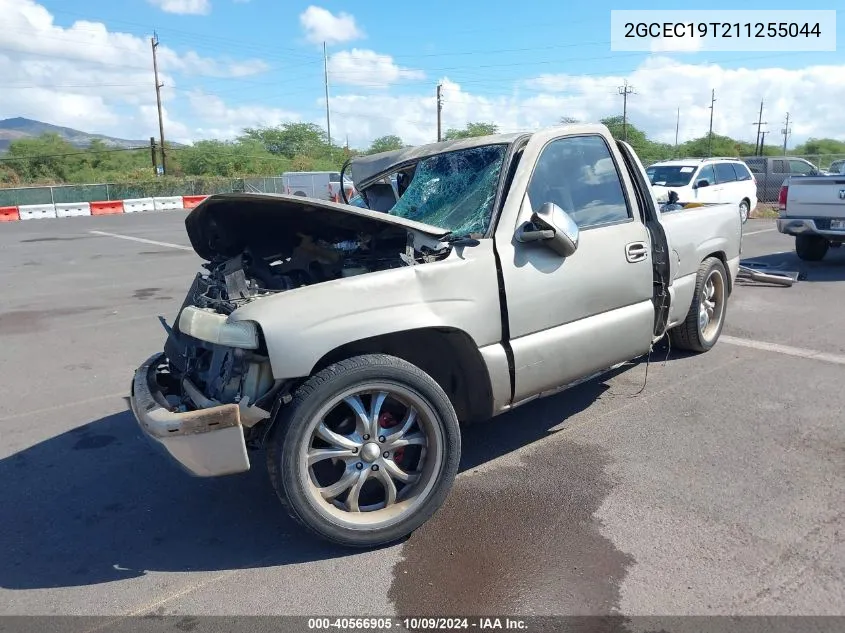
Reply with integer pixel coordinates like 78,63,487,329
436,83,443,142
618,80,635,141
151,32,166,175
323,41,332,158
707,89,716,157
149,137,157,175
781,112,791,155
674,107,680,158
760,131,768,151
752,99,767,156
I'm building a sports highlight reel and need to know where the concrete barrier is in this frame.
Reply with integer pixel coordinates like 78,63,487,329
18,204,57,220
154,196,183,211
182,195,208,209
0,206,19,222
122,198,155,213
90,200,125,215
55,202,92,218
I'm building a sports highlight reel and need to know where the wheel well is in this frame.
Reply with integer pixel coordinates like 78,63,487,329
312,328,494,424
705,250,732,295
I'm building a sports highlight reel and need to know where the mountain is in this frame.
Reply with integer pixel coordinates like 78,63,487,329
0,117,154,152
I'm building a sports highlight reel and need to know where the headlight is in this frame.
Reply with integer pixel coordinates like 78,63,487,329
178,306,259,349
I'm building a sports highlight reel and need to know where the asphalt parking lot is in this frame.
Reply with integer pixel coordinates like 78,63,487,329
0,211,843,620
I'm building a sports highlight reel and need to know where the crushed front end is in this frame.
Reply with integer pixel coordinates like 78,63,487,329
129,271,286,478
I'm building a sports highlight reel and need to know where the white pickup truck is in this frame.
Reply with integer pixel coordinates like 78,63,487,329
130,123,741,547
777,176,845,260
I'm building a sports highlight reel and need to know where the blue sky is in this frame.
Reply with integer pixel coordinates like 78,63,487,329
3,0,843,149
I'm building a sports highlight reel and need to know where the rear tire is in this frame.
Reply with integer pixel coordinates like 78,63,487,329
266,354,461,548
669,257,728,353
795,235,829,261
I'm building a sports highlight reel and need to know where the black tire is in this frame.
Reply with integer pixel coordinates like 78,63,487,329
668,257,729,353
266,354,461,548
795,235,829,261
293,191,307,197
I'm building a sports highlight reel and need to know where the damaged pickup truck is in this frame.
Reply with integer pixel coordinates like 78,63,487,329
130,123,741,547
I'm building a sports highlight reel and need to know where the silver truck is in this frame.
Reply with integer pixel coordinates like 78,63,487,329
777,175,845,261
129,124,741,547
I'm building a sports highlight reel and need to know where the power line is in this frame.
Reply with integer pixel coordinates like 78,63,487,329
782,112,792,155
0,147,149,162
707,89,716,157
618,79,635,141
752,99,767,156
151,32,166,175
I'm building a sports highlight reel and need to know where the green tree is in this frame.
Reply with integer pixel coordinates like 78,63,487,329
239,122,330,159
367,135,404,154
443,122,499,140
794,138,845,155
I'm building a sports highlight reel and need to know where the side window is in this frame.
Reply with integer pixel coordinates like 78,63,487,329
732,163,752,181
714,163,737,183
744,159,763,173
772,160,787,173
696,164,716,185
789,160,814,175
526,135,631,228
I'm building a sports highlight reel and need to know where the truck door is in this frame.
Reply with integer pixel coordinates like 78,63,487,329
494,130,655,404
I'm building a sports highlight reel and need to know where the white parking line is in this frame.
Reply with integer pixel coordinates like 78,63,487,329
743,228,777,236
89,230,193,251
722,335,845,366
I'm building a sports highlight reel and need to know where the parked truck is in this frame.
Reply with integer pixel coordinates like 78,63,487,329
281,171,354,202
129,123,742,548
777,175,845,260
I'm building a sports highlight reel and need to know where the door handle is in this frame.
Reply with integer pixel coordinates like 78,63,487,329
625,241,648,263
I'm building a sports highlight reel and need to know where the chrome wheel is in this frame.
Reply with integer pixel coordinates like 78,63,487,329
698,268,725,343
298,382,444,530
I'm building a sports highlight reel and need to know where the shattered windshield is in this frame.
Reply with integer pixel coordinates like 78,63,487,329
386,144,508,236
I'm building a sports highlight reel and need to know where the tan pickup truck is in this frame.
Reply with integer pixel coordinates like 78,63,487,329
129,123,742,547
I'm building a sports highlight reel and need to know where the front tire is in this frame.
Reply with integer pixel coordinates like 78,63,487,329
669,257,728,353
795,235,829,261
266,354,461,548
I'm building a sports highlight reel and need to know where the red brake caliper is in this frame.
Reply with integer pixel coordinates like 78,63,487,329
378,411,405,464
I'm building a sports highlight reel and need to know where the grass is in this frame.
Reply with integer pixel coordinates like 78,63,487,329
751,203,779,219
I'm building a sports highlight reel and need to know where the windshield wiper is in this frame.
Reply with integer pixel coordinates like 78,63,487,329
442,234,481,247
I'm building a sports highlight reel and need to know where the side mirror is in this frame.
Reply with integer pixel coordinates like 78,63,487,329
695,179,710,188
515,202,579,257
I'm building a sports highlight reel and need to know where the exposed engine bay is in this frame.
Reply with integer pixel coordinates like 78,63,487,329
192,232,441,315
181,192,456,314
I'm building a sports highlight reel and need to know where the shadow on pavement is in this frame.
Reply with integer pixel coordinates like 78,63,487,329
0,348,688,591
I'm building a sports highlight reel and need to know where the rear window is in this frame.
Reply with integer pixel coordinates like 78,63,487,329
646,165,698,187
329,172,341,182
743,158,764,173
732,162,752,181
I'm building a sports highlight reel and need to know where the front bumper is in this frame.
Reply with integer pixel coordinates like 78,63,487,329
777,218,845,240
129,353,251,477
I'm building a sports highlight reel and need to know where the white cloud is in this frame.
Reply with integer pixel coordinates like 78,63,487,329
147,0,211,15
650,34,703,53
187,91,301,140
328,49,424,87
299,6,364,46
0,0,271,141
326,60,845,152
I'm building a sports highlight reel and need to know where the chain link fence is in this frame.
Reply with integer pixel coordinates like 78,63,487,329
0,177,292,207
2,155,844,208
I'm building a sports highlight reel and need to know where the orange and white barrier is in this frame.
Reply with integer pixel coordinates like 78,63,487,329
0,192,214,223
55,202,92,218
